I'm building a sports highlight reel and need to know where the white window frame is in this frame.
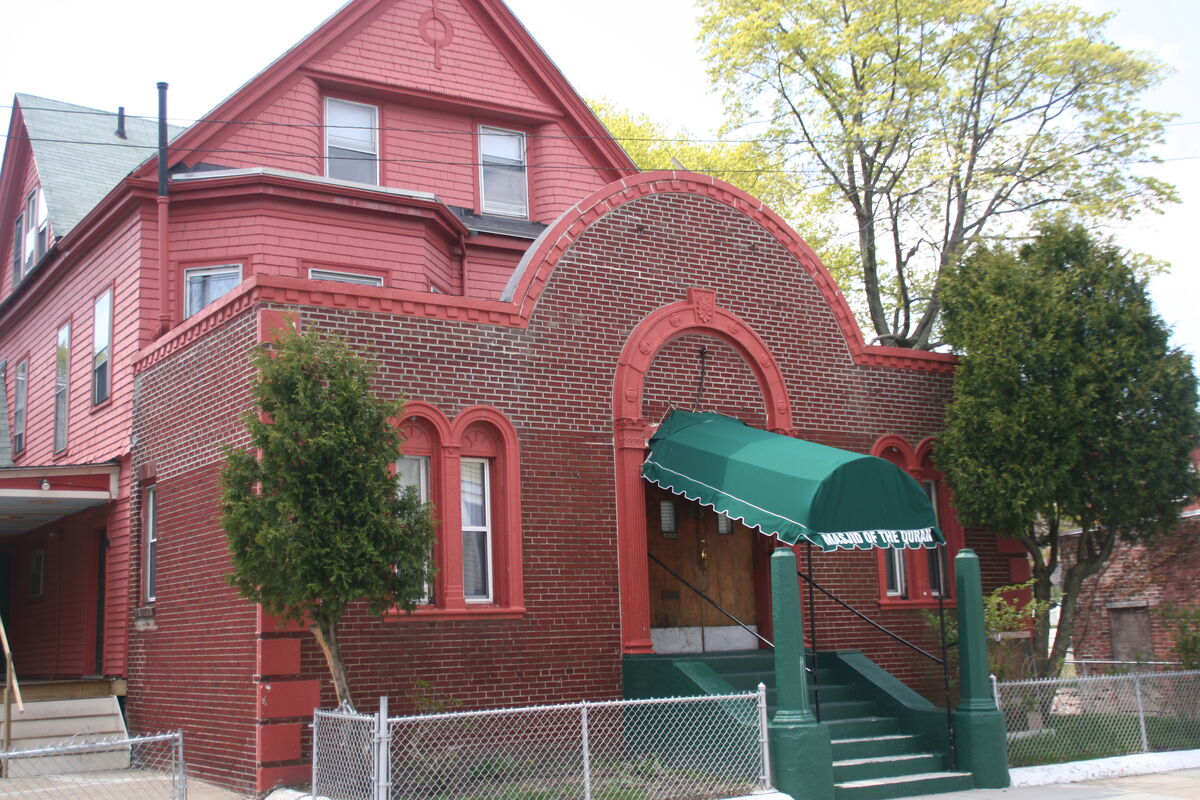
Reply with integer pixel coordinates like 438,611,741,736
93,289,112,405
398,454,432,602
11,213,22,284
145,486,158,603
923,480,946,597
308,267,384,287
12,360,27,453
884,548,907,598
54,322,70,453
325,98,379,185
461,457,493,602
23,191,37,271
479,126,528,218
184,264,242,318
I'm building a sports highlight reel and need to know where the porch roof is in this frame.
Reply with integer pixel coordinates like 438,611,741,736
0,462,119,536
642,411,942,551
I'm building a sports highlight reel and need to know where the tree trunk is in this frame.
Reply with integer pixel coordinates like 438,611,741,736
310,620,354,710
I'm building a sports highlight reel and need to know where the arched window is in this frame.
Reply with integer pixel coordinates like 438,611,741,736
389,403,524,619
871,435,961,607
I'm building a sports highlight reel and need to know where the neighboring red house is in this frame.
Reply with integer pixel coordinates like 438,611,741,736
1,0,1015,794
1070,448,1200,664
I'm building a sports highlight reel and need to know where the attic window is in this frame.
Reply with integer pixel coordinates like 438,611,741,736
326,98,378,185
11,188,48,285
479,126,527,218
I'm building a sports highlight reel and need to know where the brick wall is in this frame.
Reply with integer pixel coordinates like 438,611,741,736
1070,514,1200,662
130,181,1010,788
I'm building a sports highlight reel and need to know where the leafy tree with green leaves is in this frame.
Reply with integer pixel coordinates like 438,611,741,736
222,327,434,709
700,0,1174,349
937,223,1198,678
591,100,859,303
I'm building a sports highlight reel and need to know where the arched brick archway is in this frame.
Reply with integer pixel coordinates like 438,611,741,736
613,287,793,653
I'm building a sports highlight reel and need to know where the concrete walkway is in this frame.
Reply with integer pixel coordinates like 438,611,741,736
905,750,1200,799
906,768,1200,798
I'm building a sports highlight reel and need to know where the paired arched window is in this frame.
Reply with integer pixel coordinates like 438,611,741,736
872,435,963,607
393,403,524,619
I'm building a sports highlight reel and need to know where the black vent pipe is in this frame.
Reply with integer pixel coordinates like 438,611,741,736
157,82,169,197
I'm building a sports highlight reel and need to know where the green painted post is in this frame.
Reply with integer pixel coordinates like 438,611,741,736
953,549,1010,788
769,548,833,800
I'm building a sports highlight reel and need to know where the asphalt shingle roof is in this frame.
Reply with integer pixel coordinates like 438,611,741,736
16,93,186,238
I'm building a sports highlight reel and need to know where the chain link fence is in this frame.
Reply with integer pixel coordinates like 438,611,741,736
314,690,770,800
0,732,185,799
996,670,1200,767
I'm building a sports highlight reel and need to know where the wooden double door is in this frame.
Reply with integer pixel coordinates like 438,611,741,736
645,484,759,646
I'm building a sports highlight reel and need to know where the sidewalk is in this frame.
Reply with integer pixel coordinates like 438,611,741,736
907,767,1200,798
905,749,1200,799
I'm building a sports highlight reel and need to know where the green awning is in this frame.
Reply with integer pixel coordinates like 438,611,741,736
642,411,943,551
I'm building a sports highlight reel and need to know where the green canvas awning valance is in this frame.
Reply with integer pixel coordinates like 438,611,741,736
642,411,944,551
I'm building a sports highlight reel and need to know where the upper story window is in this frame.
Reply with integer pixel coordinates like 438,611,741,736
184,264,242,318
308,267,384,287
11,188,48,285
54,322,70,453
93,289,112,404
12,360,27,453
479,126,527,218
326,98,378,185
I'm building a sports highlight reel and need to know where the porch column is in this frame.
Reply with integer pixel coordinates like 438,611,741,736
769,547,833,800
614,417,653,654
953,549,1010,788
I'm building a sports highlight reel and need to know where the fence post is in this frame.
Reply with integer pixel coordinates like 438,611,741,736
581,702,592,800
375,696,390,800
757,682,772,790
1134,676,1149,753
174,730,187,800
311,710,320,799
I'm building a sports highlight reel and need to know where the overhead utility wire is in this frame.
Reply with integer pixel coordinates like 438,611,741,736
7,104,1199,146
4,133,1193,168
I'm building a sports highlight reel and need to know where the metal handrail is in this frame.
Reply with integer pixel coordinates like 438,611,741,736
2,615,25,755
797,569,946,665
648,553,775,650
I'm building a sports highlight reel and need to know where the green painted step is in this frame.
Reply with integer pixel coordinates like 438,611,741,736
832,752,944,783
834,770,974,800
831,734,925,760
813,699,879,720
822,716,902,739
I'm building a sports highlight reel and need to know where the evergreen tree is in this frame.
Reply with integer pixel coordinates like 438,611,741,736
937,224,1198,677
222,327,434,708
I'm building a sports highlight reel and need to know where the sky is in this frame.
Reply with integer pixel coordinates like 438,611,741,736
1,0,1195,360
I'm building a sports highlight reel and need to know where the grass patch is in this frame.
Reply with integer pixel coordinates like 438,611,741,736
1008,713,1200,767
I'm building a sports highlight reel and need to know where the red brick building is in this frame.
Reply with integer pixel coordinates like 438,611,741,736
1,0,1016,794
1069,448,1200,664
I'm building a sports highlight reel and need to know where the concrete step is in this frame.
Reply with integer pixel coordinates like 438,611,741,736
835,770,974,800
0,696,129,777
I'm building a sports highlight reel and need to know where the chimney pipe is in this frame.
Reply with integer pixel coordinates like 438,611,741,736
115,107,127,139
157,82,169,197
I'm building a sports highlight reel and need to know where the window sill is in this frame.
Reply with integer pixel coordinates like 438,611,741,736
385,605,526,622
878,596,957,611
